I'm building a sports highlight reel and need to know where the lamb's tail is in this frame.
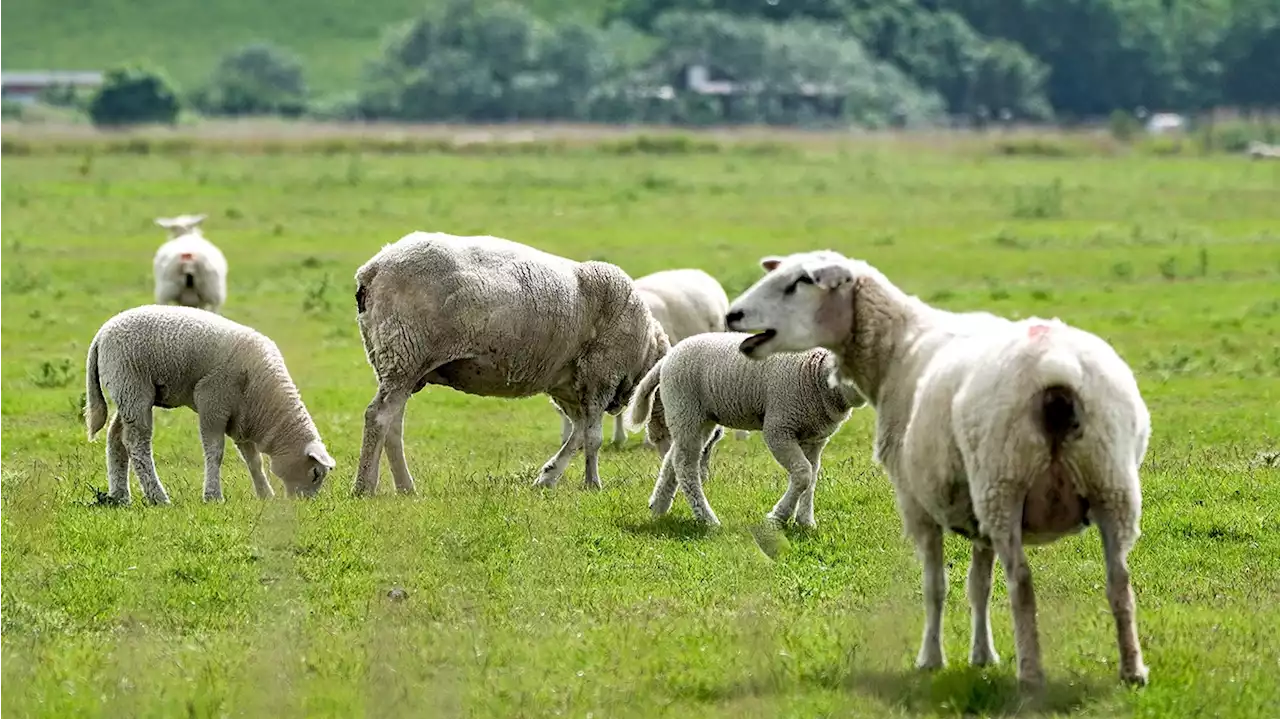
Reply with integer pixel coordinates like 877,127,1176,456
85,336,108,440
625,357,665,431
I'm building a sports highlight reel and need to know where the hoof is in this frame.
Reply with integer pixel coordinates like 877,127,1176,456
1121,664,1150,687
202,493,224,503
915,655,944,672
969,649,1001,667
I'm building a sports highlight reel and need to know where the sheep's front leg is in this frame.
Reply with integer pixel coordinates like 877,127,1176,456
990,504,1044,688
762,431,813,525
236,441,274,499
384,403,416,495
907,509,948,671
967,541,1000,666
105,413,132,504
1096,501,1149,686
121,409,170,505
198,415,229,502
536,408,584,489
795,439,829,528
354,385,409,496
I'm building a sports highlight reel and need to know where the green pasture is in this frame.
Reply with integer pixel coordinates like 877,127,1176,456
2,133,1278,717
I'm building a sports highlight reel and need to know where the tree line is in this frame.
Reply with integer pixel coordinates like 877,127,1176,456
24,0,1280,129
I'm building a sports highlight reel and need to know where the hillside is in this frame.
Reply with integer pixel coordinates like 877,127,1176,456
0,0,610,94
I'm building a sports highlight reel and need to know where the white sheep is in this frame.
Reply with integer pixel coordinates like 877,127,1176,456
554,267,739,446
725,250,1151,689
85,305,336,504
1246,140,1280,160
353,231,669,495
626,332,864,527
153,214,228,313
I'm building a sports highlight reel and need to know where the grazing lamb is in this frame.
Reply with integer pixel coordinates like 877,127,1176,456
353,231,669,495
85,305,336,504
625,332,864,527
725,250,1151,689
153,214,228,313
555,267,739,446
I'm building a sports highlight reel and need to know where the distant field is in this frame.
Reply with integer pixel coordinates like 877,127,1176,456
0,0,610,93
2,128,1278,717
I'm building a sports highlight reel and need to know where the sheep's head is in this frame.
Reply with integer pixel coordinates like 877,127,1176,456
271,441,336,498
726,250,860,360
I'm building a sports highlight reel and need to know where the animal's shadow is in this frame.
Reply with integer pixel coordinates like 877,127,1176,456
849,665,1114,716
619,515,718,541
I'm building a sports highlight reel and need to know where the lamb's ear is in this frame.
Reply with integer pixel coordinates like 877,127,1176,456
307,442,336,469
760,256,784,273
808,261,855,291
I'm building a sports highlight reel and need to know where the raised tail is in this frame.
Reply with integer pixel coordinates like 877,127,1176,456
624,357,665,432
85,336,108,440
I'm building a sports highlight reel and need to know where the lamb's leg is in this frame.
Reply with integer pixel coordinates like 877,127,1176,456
648,447,679,516
580,404,607,490
990,503,1044,688
354,384,410,496
536,410,585,489
699,426,725,484
198,415,228,502
612,413,627,447
675,429,719,525
105,413,131,504
236,441,274,499
762,430,813,525
967,541,1000,666
795,439,829,528
384,403,416,495
906,506,947,671
121,409,170,505
1095,500,1149,686
559,409,573,445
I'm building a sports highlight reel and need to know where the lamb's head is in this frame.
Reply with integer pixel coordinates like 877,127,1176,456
270,440,336,497
726,250,863,359
155,214,207,239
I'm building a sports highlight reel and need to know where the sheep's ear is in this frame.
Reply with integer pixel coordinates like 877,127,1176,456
809,262,855,291
760,256,784,272
155,217,178,229
307,443,336,469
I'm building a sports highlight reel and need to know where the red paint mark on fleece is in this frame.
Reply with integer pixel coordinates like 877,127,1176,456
179,252,195,261
1027,323,1052,339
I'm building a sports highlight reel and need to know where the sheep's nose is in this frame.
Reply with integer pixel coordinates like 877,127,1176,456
725,309,744,328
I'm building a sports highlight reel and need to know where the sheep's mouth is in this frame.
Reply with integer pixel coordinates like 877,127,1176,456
739,329,777,355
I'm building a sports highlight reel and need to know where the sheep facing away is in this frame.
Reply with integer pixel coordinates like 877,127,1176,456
85,305,336,504
554,267,746,446
153,214,228,313
625,332,864,527
726,250,1151,689
353,231,669,495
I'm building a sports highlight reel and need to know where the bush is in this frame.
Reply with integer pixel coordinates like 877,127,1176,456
1109,109,1142,142
88,66,181,127
198,43,308,116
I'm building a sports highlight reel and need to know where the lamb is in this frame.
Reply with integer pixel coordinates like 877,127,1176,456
625,332,864,527
352,231,669,495
153,214,228,313
725,250,1151,689
85,305,336,504
554,267,739,447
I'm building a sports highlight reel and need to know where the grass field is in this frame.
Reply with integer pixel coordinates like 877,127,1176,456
2,128,1279,717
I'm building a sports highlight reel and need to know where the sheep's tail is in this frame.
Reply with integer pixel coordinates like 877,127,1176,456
1032,341,1085,456
85,335,108,440
624,357,665,431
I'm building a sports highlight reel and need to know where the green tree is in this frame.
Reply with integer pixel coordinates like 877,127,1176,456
199,43,308,116
87,66,181,127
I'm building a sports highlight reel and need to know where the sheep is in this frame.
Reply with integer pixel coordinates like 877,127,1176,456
352,231,669,496
153,214,228,313
625,332,864,527
725,250,1151,689
1246,140,1280,160
553,267,742,447
85,305,336,504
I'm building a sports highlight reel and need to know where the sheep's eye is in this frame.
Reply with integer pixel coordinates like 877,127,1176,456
783,274,814,295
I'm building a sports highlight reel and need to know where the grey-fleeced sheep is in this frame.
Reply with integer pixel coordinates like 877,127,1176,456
726,250,1151,689
153,214,228,313
555,267,737,447
85,305,336,504
352,231,669,495
625,332,865,527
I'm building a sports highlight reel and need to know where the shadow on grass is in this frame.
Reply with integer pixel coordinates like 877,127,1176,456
849,665,1113,716
619,515,717,541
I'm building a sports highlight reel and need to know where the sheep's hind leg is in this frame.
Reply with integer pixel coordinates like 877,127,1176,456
384,402,416,495
794,438,829,528
580,404,607,489
121,409,170,505
198,414,229,502
762,430,813,525
105,413,131,504
236,441,274,499
1095,498,1149,686
611,412,628,447
989,498,1044,688
354,384,411,497
967,541,1000,666
675,427,719,525
536,407,585,489
649,447,679,516
699,426,724,484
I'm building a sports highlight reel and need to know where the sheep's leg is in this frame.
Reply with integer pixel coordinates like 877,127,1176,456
699,426,725,484
648,447,680,516
1096,502,1149,686
559,409,573,445
795,439,829,528
990,503,1044,688
967,541,1000,666
198,415,228,502
675,429,719,525
906,507,947,671
536,410,585,489
121,409,170,505
733,430,750,441
236,441,274,499
105,413,132,504
580,405,606,490
612,413,628,447
762,431,813,525
384,403,416,495
354,384,410,496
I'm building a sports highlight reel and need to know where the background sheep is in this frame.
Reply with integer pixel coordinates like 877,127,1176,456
555,267,741,447
353,231,669,496
726,250,1151,689
626,332,864,527
153,214,228,313
85,305,336,504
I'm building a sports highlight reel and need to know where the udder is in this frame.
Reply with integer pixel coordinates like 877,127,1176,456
1022,463,1090,544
